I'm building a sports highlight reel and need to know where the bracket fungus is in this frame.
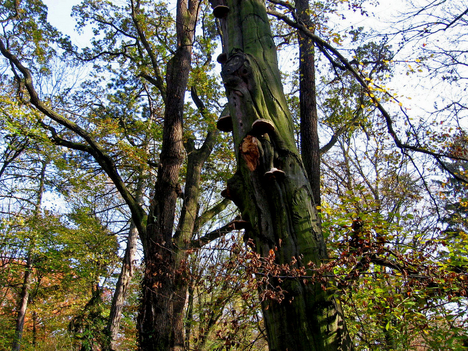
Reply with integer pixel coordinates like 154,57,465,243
212,0,230,18
216,114,233,132
251,119,275,136
221,188,232,199
264,167,286,180
217,53,228,64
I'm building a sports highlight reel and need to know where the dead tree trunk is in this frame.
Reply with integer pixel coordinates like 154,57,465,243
212,0,353,349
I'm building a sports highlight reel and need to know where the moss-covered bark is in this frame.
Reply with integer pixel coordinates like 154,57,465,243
213,0,353,349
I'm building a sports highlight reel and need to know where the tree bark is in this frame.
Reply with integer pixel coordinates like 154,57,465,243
213,0,353,349
11,255,32,351
137,0,201,349
105,222,138,351
296,0,321,207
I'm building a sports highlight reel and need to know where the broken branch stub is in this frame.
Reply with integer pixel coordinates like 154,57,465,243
240,135,260,171
222,52,246,76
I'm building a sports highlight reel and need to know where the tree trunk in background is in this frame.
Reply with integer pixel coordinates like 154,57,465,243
137,46,189,350
11,160,46,351
105,222,138,351
296,0,321,207
106,164,147,350
172,131,217,350
32,311,37,347
11,255,32,351
137,0,200,349
213,0,352,349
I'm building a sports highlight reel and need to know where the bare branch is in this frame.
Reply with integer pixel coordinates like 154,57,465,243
190,217,248,249
130,0,166,100
194,198,231,232
445,7,468,30
268,9,468,182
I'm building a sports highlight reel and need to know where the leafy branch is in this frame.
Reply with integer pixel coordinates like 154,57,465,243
267,6,468,183
0,38,147,238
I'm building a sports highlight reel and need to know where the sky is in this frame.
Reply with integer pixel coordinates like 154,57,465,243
42,0,90,46
43,0,78,32
40,0,467,133
42,0,400,46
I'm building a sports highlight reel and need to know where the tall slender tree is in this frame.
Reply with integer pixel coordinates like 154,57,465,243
10,158,47,351
295,0,321,206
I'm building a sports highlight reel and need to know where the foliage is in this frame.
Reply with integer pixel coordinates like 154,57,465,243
1,0,468,349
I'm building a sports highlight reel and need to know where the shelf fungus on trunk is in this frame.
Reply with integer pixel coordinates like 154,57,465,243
251,118,275,136
264,167,285,181
221,187,232,199
217,53,228,64
217,114,233,132
212,0,230,18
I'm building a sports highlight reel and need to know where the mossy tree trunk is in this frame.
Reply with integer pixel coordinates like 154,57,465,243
212,0,353,349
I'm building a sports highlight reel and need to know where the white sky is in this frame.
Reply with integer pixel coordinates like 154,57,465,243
43,0,90,46
41,0,468,132
43,0,78,32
